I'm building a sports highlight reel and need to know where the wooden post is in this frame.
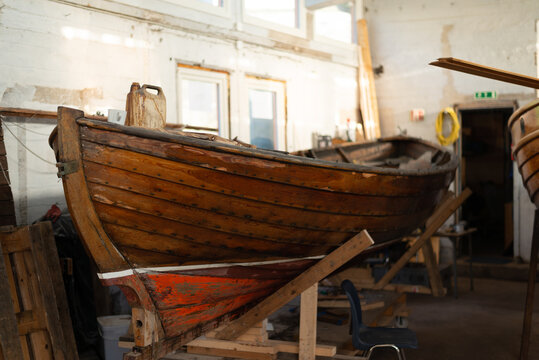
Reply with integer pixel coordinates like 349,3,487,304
215,230,374,340
299,283,318,360
519,208,539,360
357,19,381,139
374,188,472,290
422,239,446,296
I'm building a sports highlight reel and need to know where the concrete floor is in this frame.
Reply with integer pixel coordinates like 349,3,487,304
388,277,539,360
86,277,539,360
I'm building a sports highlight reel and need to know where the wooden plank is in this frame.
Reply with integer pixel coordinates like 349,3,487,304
2,252,31,359
214,230,374,340
0,245,24,360
368,283,433,295
519,208,539,360
11,232,53,360
422,238,445,297
357,19,380,139
29,224,71,360
205,321,268,344
124,338,336,359
430,57,539,89
35,222,79,358
268,340,336,357
0,107,106,121
22,248,54,359
299,283,317,360
187,338,278,355
317,300,384,310
374,188,472,289
186,345,276,360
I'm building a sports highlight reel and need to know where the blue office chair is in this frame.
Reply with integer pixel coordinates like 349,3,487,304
341,280,418,360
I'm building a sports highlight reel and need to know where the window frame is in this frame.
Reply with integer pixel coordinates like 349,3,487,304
311,1,357,49
242,0,307,38
176,64,230,137
244,75,287,151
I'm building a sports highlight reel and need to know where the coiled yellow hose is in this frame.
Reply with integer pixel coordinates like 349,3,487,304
435,107,460,146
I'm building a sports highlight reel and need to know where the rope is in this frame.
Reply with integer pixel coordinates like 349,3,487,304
435,107,460,146
1,121,57,166
5,120,52,136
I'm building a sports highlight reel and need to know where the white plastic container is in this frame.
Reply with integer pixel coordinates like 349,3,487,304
97,315,131,360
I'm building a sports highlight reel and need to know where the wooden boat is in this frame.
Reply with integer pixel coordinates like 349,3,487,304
49,106,457,355
509,99,539,208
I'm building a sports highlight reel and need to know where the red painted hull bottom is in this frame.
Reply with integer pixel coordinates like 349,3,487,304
101,259,317,340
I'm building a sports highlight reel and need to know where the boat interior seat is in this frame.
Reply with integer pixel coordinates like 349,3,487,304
341,280,418,360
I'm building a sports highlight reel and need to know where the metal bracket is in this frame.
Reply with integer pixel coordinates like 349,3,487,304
56,161,79,177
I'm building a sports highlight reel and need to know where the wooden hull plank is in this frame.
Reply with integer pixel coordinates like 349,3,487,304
80,125,453,195
84,160,436,232
82,141,443,216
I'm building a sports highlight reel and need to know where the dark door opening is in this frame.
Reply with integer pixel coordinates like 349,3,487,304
459,106,514,257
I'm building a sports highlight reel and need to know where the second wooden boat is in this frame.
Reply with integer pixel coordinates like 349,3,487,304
50,106,457,356
509,99,539,208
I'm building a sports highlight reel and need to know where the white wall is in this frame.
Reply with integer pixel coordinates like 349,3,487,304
364,0,539,261
364,0,537,140
0,0,359,224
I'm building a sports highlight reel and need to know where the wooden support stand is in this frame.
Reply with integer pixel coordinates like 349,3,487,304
184,286,335,360
373,189,472,296
519,209,539,360
123,230,374,360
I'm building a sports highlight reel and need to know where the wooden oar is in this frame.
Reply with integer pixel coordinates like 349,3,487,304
430,57,539,89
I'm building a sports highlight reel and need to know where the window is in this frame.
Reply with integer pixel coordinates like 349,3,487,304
245,77,287,151
243,0,306,37
249,89,276,149
313,2,354,43
176,65,229,137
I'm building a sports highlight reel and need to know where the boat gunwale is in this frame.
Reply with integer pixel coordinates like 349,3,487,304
508,99,539,130
69,116,458,177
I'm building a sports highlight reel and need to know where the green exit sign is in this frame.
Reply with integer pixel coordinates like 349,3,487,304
474,91,497,99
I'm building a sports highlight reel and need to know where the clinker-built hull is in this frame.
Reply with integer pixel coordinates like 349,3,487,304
50,107,457,354
509,99,539,208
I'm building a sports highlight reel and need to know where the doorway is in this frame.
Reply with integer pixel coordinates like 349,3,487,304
457,103,515,257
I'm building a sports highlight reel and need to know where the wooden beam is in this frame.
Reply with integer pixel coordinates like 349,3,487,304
317,299,384,310
214,230,374,340
0,107,106,121
269,340,335,357
422,238,445,297
299,283,318,360
187,345,276,360
519,208,539,360
357,19,380,140
430,57,539,89
374,188,472,290
184,338,336,358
